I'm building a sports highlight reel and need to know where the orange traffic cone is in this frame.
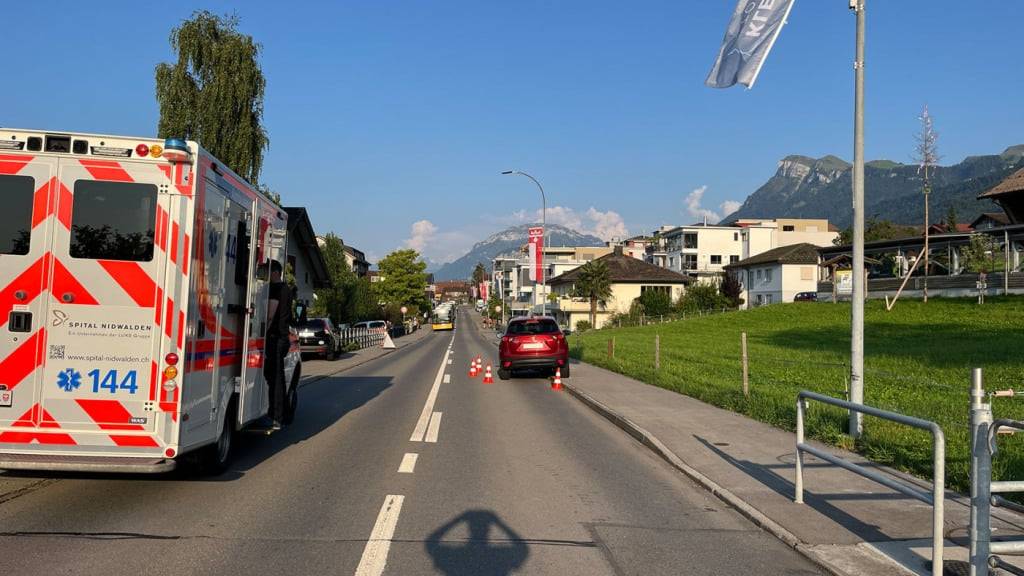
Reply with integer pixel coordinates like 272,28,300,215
551,368,563,391
469,360,478,377
482,364,494,384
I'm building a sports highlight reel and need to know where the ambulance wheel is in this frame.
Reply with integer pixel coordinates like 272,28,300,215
283,371,300,426
200,403,235,475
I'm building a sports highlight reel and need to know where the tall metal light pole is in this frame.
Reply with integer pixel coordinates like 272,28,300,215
849,0,866,438
501,170,547,316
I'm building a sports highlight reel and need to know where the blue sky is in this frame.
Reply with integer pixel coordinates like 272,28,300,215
4,1,1023,265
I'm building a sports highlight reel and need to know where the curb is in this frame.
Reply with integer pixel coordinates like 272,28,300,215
561,380,849,576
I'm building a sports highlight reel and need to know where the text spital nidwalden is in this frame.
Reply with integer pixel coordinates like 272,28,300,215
67,322,152,331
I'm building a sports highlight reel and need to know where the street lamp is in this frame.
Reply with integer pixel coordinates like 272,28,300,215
501,170,547,316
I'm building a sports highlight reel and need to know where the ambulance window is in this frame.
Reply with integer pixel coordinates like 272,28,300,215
70,180,157,261
0,175,33,255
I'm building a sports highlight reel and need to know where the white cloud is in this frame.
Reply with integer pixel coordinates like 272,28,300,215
683,186,741,224
402,219,473,264
404,219,437,252
719,200,742,219
504,205,628,241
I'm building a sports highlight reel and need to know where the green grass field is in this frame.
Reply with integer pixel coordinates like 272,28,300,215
570,297,1024,493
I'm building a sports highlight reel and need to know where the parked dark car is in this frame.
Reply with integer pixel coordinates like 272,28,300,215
497,316,570,380
794,291,818,302
296,318,341,360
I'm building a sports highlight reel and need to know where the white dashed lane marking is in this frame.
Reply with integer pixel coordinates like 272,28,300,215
410,347,450,442
398,453,418,474
425,412,442,443
354,495,405,576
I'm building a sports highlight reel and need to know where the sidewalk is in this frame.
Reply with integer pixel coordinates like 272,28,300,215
563,359,1024,576
300,327,432,384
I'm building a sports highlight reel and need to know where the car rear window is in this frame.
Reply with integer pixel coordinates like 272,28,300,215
507,319,560,335
0,174,33,255
299,319,326,330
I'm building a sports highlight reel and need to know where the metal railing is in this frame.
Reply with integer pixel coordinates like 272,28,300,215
968,367,1024,576
338,327,388,350
795,390,946,576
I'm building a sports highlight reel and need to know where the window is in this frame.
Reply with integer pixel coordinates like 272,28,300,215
765,294,774,304
641,285,670,295
668,257,675,268
730,255,740,264
70,180,157,261
0,175,34,255
800,266,813,281
755,294,763,306
683,254,697,270
756,269,762,280
683,233,698,249
710,255,722,265
507,318,560,335
764,268,773,283
734,233,738,241
783,225,795,232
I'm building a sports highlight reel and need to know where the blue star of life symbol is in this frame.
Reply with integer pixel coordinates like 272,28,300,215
208,230,219,257
57,368,82,392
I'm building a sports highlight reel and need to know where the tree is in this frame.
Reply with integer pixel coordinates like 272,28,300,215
719,272,743,307
311,234,354,323
676,282,731,314
373,249,429,318
572,260,613,329
961,234,998,274
155,11,269,184
634,289,673,317
471,262,487,286
914,105,940,302
945,204,959,234
834,218,918,246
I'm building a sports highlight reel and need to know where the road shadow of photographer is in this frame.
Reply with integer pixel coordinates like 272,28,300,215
425,509,529,576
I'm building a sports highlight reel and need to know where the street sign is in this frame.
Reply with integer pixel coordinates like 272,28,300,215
400,306,408,314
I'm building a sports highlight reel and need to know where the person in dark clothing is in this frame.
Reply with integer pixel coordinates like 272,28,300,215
264,260,293,429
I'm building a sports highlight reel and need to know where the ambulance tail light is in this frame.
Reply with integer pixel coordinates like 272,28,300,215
163,366,178,380
135,144,149,157
165,353,179,366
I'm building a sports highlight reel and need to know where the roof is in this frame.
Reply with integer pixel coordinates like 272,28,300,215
979,167,1024,199
549,252,692,286
283,207,331,288
724,243,820,269
970,212,1011,227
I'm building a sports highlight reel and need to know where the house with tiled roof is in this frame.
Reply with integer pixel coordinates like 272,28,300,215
724,243,820,308
548,247,691,329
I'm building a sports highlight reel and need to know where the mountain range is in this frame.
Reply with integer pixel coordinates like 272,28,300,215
432,224,603,281
723,145,1024,228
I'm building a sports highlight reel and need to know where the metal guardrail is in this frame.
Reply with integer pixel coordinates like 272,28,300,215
338,327,388,350
969,367,1024,576
795,390,946,576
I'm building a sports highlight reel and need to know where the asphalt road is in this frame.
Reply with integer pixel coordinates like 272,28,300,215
0,307,820,576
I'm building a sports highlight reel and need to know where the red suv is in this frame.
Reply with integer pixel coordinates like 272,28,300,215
498,316,570,380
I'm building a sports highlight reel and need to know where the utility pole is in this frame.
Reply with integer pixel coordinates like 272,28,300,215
849,0,866,438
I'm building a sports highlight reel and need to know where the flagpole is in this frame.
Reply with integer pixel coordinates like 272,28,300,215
849,0,866,438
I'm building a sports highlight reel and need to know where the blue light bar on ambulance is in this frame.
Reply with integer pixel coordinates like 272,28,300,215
162,138,191,162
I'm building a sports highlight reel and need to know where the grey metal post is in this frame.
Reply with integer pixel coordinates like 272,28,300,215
1005,229,1011,295
849,0,867,439
655,334,660,371
969,367,991,576
795,396,805,504
741,332,749,398
932,421,945,576
501,170,546,316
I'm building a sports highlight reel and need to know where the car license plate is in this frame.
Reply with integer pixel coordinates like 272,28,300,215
0,386,11,408
299,331,314,338
522,342,544,350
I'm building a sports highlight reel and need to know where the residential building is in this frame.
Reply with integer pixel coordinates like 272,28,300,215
343,245,371,277
978,167,1024,223
549,248,691,330
971,212,1011,230
283,207,331,309
607,235,650,260
724,243,820,308
494,245,613,315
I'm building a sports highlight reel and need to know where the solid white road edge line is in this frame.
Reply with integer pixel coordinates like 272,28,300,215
425,412,442,443
398,453,418,474
353,494,405,576
410,347,450,442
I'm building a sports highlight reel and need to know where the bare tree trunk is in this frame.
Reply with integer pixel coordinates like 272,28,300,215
923,176,930,303
590,297,597,329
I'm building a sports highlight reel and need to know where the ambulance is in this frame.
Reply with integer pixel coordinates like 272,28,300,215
0,129,301,474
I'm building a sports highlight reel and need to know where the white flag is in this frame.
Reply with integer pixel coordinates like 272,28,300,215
706,0,796,89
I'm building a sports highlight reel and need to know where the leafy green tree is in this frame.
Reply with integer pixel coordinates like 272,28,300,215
155,11,269,183
472,262,487,286
572,260,613,328
834,218,919,246
634,289,673,317
945,204,959,233
719,273,743,307
373,249,429,315
677,282,731,314
961,234,999,274
310,234,353,323
486,294,503,321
